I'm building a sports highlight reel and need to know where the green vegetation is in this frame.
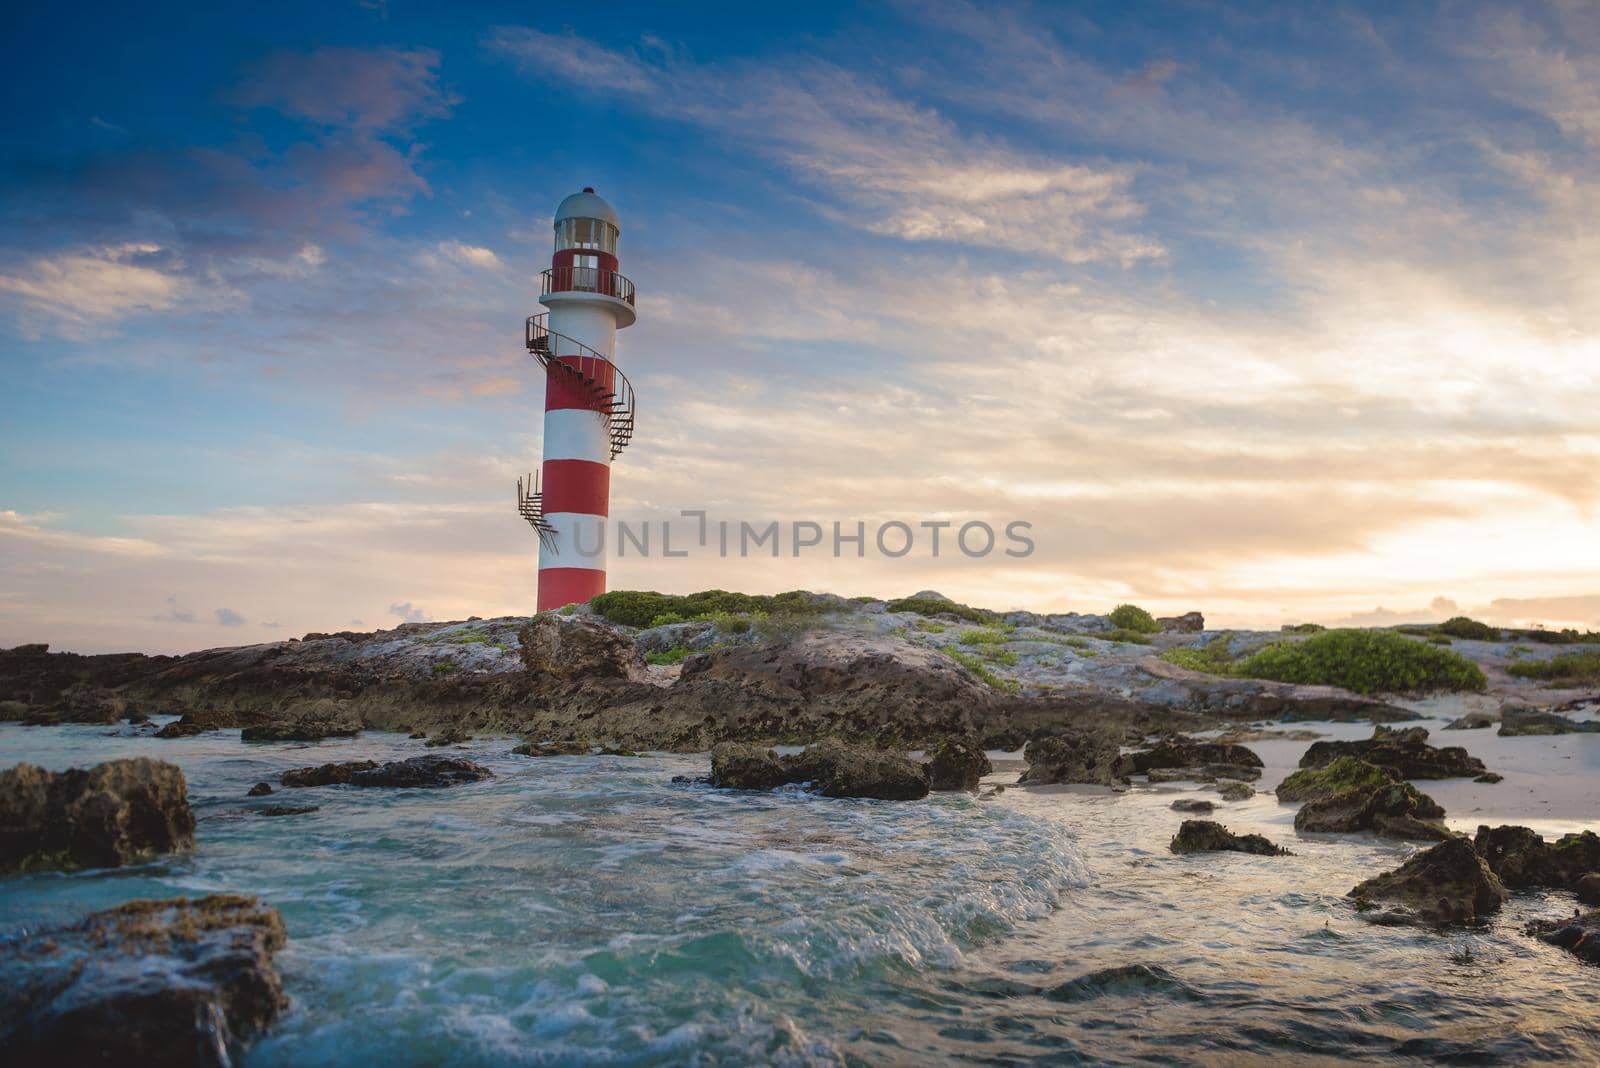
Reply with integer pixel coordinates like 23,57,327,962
1103,627,1153,645
1505,627,1600,645
1276,757,1394,803
1235,629,1487,695
1506,649,1600,686
1108,603,1160,634
591,589,828,628
918,621,946,634
1160,634,1235,675
884,596,992,623
559,604,577,616
1428,635,1452,645
945,649,1019,693
1282,622,1325,634
981,648,1020,666
644,646,692,666
431,659,456,675
648,612,686,627
1435,616,1498,641
957,625,1013,646
1063,636,1091,649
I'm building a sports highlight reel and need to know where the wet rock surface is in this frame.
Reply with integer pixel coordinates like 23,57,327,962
1018,732,1126,786
0,894,287,1067
709,739,930,800
1294,782,1452,841
1169,819,1288,855
1275,757,1398,803
1298,725,1488,780
924,738,992,792
1349,838,1507,926
1496,707,1600,736
1473,825,1600,893
0,757,195,873
240,700,361,742
1169,798,1216,814
281,755,493,789
1529,910,1600,965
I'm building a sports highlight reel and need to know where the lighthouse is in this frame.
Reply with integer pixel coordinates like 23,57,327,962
516,189,637,611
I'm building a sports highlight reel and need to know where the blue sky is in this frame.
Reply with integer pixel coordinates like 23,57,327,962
3,1,1599,651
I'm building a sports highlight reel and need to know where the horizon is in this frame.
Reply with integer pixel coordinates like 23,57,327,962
5,1,1600,654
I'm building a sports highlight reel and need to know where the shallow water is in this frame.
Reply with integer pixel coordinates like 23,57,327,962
2,721,1599,1065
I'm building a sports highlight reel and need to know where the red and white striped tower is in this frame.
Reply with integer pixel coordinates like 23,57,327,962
516,189,637,611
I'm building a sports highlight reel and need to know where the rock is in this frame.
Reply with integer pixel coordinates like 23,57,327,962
281,755,492,789
1169,820,1288,856
1212,780,1254,801
634,620,718,654
254,805,318,817
408,730,428,739
1294,781,1451,840
512,740,592,757
1157,612,1205,633
709,742,792,790
1018,732,1126,787
1115,738,1263,779
424,727,470,747
518,614,649,682
240,700,361,742
0,758,195,873
1298,725,1487,780
1474,772,1503,784
1276,757,1397,803
1349,838,1507,925
1530,910,1600,964
246,782,273,797
925,737,993,792
1473,825,1600,892
0,894,287,1067
1145,763,1263,784
1577,874,1600,906
1497,707,1600,736
1170,798,1215,814
1444,712,1495,730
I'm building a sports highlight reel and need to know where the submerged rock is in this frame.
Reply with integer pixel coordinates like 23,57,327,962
246,782,273,797
1276,757,1397,803
1294,782,1451,841
1298,725,1488,780
511,739,592,757
423,727,470,747
1170,798,1215,814
281,755,492,789
1531,910,1600,964
0,758,195,873
1497,707,1600,736
1212,779,1254,801
0,894,287,1067
1349,838,1507,926
1043,963,1203,1002
1115,738,1263,779
1018,732,1126,787
1169,819,1288,856
1473,825,1600,893
708,739,930,800
1444,711,1496,730
254,805,318,817
925,737,993,792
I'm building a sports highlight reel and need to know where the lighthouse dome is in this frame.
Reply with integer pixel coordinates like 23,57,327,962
554,188,619,229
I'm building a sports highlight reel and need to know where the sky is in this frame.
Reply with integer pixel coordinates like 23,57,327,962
2,0,1599,653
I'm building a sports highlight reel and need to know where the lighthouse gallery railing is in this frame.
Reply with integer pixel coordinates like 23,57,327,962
541,266,635,306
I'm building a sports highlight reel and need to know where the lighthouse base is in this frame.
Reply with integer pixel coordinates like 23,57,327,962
537,567,606,612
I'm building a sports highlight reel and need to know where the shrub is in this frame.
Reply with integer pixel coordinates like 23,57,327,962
946,649,1019,692
647,613,686,628
1235,629,1487,695
645,646,691,666
1436,616,1498,641
1161,635,1234,674
1506,650,1600,686
885,596,992,623
1108,604,1160,634
1505,627,1600,645
591,589,828,628
1427,635,1452,646
957,625,1012,646
1282,622,1325,634
1103,628,1153,645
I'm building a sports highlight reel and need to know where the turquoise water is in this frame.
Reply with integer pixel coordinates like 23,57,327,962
3,722,1599,1065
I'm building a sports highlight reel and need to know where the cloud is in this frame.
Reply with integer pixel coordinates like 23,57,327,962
387,601,431,623
229,47,455,132
154,596,196,624
214,607,246,626
1430,597,1460,616
0,243,202,334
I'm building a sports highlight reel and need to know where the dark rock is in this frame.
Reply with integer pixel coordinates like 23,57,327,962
1577,874,1600,906
709,739,930,800
925,737,992,792
155,709,270,739
1157,612,1205,633
1474,772,1503,784
1116,737,1263,779
1212,780,1254,801
254,805,319,817
518,614,649,682
1298,725,1487,779
1497,707,1600,736
1170,819,1288,855
424,727,470,747
1444,712,1495,730
241,701,361,742
1019,732,1126,787
1532,910,1600,964
512,740,592,757
0,894,287,1067
408,730,428,739
1473,825,1600,892
246,782,273,797
1170,798,1215,814
1349,838,1507,925
709,742,793,791
0,758,195,873
1044,963,1203,1002
1146,763,1263,783
1276,757,1398,803
1295,781,1451,841
281,755,492,789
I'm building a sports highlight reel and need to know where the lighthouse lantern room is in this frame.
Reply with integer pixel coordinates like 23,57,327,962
516,188,637,612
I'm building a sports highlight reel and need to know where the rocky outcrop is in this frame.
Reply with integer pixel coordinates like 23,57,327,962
512,740,593,757
1473,825,1600,893
0,758,195,873
239,699,360,742
247,782,273,797
156,709,272,739
1212,780,1254,801
1018,732,1126,787
0,643,162,725
0,894,287,1067
1169,820,1288,856
1115,737,1263,782
925,738,992,792
1444,711,1496,730
1579,874,1600,906
1170,798,1215,814
423,727,470,747
1276,757,1398,803
1349,838,1507,925
281,755,493,789
1157,612,1205,633
1531,911,1600,964
1294,781,1452,840
518,614,648,682
1496,707,1600,736
708,739,930,800
1298,725,1488,780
